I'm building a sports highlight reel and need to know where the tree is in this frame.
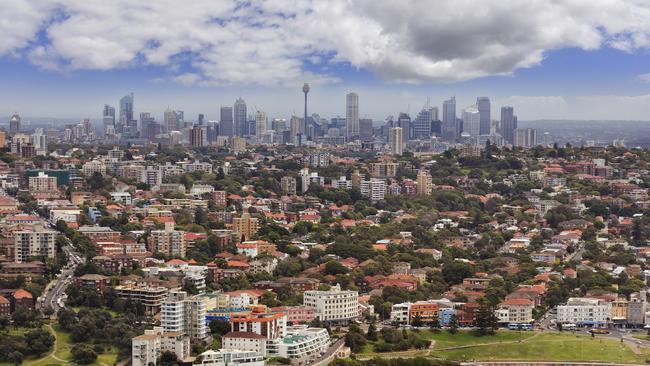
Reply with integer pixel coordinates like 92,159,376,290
6,351,23,366
159,350,178,366
324,260,349,275
441,261,473,285
366,322,378,341
344,326,367,353
474,303,498,336
448,314,459,334
411,314,423,327
25,329,54,357
209,319,231,336
71,344,98,365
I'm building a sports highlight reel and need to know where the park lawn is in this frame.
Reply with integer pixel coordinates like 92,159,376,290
420,330,535,349
50,324,120,366
433,332,650,363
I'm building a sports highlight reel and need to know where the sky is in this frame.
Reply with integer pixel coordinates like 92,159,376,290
2,0,650,122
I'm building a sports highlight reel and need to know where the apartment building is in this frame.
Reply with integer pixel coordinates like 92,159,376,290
131,327,190,366
557,297,611,327
114,282,170,315
160,290,208,340
14,225,56,263
232,213,259,241
498,298,534,324
303,284,359,322
149,227,187,257
28,172,57,192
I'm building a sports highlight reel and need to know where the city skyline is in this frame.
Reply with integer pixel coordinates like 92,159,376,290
2,1,650,120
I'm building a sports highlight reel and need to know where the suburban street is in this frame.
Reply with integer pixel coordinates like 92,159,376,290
37,234,84,316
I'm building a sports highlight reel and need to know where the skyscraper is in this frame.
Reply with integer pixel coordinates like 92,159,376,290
255,110,267,137
198,113,205,126
442,97,456,142
398,113,411,143
234,98,247,136
389,127,403,155
476,97,491,135
413,106,436,139
359,118,373,140
500,106,517,145
220,106,234,137
462,105,480,137
103,105,115,136
163,108,178,133
119,93,134,132
9,113,21,135
346,92,359,140
290,116,301,144
190,126,204,147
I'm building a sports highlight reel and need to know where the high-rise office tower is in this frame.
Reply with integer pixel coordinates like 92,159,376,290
163,108,178,133
359,118,373,140
442,97,456,142
462,105,480,137
255,110,267,137
389,127,403,155
198,114,205,126
413,106,435,139
139,112,154,135
290,116,301,144
303,83,310,139
500,106,517,145
220,106,234,137
190,126,204,147
271,118,286,133
346,92,359,140
234,98,247,136
9,113,21,135
398,113,411,143
119,93,134,132
477,97,491,135
103,105,115,136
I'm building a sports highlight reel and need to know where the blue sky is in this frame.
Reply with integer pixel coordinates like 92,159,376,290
2,0,650,121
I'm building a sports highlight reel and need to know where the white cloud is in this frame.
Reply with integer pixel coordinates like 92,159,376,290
3,0,650,85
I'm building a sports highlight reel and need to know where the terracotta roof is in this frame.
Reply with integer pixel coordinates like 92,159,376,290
12,289,33,299
0,295,9,304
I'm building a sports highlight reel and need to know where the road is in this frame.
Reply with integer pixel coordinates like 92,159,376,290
37,225,85,316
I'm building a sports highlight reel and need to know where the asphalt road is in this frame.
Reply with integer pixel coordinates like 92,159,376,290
37,230,85,316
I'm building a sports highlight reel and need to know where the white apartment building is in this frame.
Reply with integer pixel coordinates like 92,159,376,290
360,179,386,202
299,168,324,193
498,299,534,324
190,184,215,196
222,333,268,356
331,176,352,190
269,326,330,365
196,349,264,366
14,225,56,263
82,160,107,177
161,290,208,340
557,297,612,327
131,327,190,366
390,303,411,324
110,192,132,205
303,284,359,322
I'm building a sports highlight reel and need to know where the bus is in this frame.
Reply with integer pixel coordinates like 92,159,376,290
508,323,533,330
563,323,577,331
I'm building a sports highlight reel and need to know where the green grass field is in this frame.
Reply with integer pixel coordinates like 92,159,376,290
432,332,649,363
359,330,650,364
420,329,536,349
